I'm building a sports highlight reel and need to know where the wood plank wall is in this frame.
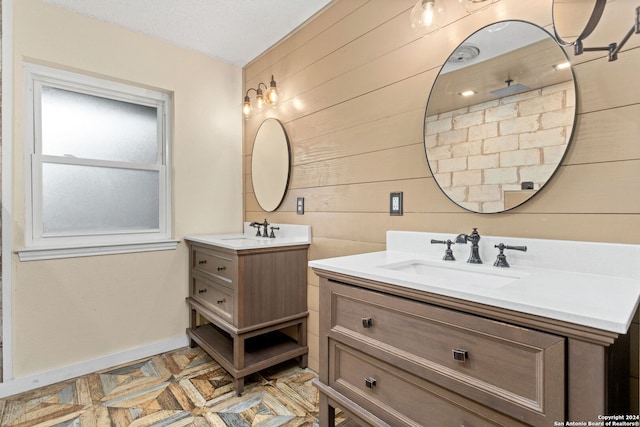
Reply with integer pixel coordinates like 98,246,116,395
243,0,639,409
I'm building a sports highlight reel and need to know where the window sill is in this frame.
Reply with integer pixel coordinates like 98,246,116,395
17,240,180,261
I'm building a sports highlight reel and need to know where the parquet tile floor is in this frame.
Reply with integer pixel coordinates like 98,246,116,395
0,346,356,427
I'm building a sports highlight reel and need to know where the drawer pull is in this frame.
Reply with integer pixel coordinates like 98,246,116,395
217,298,226,304
198,259,207,265
361,317,373,328
217,266,226,271
452,349,468,362
198,288,207,294
364,377,377,389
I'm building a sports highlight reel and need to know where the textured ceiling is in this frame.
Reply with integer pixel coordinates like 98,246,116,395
41,0,334,66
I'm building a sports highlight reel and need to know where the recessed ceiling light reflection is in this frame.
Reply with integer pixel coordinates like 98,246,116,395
459,90,476,97
553,62,571,70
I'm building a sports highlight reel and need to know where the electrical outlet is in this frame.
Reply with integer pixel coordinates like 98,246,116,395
390,192,403,216
297,197,305,215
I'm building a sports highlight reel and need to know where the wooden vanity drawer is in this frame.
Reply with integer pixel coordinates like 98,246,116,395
192,276,234,323
328,281,564,426
329,340,528,427
192,246,236,284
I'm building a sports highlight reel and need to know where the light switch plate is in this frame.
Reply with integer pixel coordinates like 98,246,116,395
297,197,305,215
390,192,403,216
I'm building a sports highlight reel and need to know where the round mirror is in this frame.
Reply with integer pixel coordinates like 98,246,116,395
552,0,606,46
424,20,576,213
251,118,291,212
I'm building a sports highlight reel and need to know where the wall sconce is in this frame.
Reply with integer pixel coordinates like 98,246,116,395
410,0,500,35
410,0,445,35
553,0,640,62
242,75,279,117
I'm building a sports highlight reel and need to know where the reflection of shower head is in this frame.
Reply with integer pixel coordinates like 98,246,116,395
490,79,530,97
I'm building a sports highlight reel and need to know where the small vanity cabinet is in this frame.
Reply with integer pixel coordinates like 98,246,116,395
313,270,631,427
186,238,309,395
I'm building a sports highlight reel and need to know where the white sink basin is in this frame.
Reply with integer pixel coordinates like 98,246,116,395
379,260,525,289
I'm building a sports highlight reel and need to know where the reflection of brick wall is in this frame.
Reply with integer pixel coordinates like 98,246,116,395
426,81,575,212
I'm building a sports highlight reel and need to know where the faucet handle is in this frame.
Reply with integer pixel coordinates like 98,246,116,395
249,222,262,237
431,239,456,261
493,243,527,268
269,226,280,238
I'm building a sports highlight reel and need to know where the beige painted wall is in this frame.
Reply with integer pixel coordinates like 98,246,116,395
242,0,640,407
9,0,243,377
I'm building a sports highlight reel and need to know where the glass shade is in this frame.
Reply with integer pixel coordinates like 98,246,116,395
266,76,278,104
243,96,252,116
410,0,445,36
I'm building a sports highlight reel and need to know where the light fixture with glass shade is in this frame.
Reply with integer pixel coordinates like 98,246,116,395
243,75,279,117
410,0,445,36
410,0,501,35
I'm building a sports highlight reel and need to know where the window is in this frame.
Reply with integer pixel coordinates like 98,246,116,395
21,64,175,260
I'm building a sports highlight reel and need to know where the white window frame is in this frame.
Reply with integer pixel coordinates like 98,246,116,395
20,64,177,261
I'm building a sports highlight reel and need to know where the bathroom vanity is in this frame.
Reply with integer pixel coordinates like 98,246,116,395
311,231,640,426
185,223,311,394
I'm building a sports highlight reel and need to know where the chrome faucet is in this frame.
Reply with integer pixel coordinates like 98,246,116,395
249,219,270,237
261,219,270,237
455,228,482,264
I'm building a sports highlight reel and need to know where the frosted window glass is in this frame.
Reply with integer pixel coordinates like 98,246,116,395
42,163,160,234
41,86,159,163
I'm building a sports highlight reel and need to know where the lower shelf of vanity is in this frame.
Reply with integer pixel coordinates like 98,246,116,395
187,323,308,376
186,297,308,395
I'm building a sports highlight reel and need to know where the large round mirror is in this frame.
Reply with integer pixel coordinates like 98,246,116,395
552,0,605,46
251,118,291,212
424,20,576,213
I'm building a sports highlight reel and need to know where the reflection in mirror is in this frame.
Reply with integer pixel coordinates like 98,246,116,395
552,0,605,46
251,118,291,212
424,21,576,213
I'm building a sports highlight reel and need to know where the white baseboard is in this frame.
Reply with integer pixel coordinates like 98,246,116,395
0,334,190,399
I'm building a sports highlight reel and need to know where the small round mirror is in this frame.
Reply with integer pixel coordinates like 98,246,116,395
251,118,291,212
424,21,576,213
552,0,606,45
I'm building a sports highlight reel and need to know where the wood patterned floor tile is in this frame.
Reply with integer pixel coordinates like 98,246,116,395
96,356,172,404
0,347,363,427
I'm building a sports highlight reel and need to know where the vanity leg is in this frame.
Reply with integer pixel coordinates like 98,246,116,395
189,308,197,348
318,393,336,427
233,335,246,395
299,355,308,369
234,377,245,397
298,318,308,368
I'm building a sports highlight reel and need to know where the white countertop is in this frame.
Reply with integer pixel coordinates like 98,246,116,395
309,231,640,334
185,222,311,250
